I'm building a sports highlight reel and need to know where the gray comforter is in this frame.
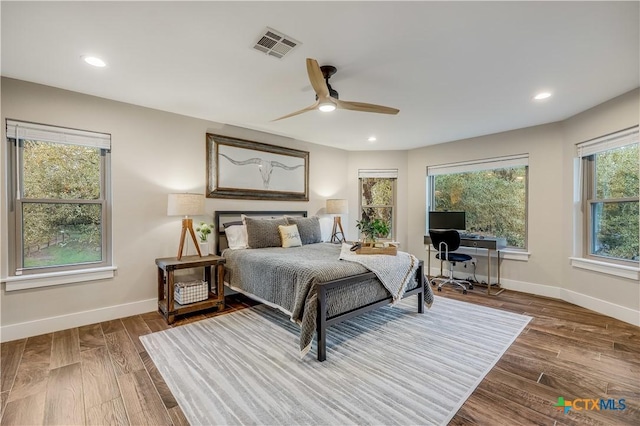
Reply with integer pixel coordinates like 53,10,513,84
223,243,429,356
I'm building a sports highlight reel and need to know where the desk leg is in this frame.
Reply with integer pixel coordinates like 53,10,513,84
487,249,492,296
494,251,506,295
488,249,506,296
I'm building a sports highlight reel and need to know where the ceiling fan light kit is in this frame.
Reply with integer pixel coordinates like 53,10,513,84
318,101,336,112
272,58,399,121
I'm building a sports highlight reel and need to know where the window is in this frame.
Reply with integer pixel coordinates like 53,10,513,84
427,155,528,249
358,169,397,240
578,127,639,264
6,120,112,277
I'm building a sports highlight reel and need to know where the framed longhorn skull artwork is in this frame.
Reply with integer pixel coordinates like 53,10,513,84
206,133,309,201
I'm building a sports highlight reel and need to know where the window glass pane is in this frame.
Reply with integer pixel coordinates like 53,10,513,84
22,203,102,268
361,207,393,238
433,166,527,248
23,140,101,199
595,144,639,200
361,178,393,206
591,201,639,261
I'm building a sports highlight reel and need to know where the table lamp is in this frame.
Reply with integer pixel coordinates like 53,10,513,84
167,193,205,260
326,199,348,243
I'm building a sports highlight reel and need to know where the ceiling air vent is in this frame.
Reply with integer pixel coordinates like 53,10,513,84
252,27,300,59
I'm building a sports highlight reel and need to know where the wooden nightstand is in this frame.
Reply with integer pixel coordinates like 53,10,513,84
155,255,225,324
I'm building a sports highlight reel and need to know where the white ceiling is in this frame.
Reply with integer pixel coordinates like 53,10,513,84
2,1,638,151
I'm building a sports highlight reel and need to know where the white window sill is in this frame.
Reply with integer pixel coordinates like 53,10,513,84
569,257,639,281
2,266,117,291
456,247,530,262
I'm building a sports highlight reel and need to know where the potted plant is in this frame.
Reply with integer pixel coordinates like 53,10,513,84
196,222,214,255
356,216,390,246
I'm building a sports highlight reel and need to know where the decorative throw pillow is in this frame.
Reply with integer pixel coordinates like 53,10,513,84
243,216,288,248
278,224,302,248
225,225,248,250
285,216,322,245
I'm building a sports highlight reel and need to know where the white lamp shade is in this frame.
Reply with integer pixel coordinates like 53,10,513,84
326,199,348,215
167,193,205,216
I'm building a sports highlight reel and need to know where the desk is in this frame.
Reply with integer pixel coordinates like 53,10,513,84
423,235,507,295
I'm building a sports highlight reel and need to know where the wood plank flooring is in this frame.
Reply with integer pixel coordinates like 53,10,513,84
1,289,638,425
0,295,253,426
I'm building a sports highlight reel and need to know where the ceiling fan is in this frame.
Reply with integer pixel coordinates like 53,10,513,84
273,58,400,121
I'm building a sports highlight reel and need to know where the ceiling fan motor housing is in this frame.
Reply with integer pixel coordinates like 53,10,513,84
317,65,339,99
316,85,339,101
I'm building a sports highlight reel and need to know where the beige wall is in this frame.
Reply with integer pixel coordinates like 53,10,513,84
0,78,348,332
407,89,639,321
1,77,638,339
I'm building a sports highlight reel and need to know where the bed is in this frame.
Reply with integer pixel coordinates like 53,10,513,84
215,210,433,361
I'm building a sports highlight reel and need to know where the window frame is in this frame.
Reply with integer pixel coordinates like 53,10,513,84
578,127,639,266
5,120,113,279
426,154,529,250
358,169,398,241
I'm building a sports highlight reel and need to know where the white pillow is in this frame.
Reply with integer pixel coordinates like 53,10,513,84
225,225,248,250
278,224,302,248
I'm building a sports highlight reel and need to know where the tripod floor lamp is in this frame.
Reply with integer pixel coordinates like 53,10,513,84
326,199,348,243
167,193,205,260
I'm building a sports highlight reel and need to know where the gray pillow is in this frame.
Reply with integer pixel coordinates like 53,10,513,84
244,216,288,248
285,216,322,245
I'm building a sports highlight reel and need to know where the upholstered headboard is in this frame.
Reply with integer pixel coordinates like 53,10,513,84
214,210,307,255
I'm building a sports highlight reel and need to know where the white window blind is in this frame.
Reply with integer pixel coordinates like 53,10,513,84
576,126,639,158
427,154,528,176
6,120,111,150
358,169,398,178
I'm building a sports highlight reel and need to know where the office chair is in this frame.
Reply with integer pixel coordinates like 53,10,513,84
429,229,474,294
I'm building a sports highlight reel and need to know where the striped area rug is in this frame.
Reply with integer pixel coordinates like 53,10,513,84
141,296,531,425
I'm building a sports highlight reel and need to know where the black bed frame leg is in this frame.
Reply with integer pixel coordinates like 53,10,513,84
317,286,327,362
317,326,327,362
418,262,425,314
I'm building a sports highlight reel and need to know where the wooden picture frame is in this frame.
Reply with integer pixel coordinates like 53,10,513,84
206,133,309,201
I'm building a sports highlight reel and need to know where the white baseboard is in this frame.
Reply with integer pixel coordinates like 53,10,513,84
4,275,639,343
500,278,563,299
428,267,639,327
559,289,640,327
0,298,157,343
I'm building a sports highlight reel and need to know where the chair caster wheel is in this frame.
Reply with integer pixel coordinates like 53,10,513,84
437,287,442,292
468,285,474,290
462,289,467,294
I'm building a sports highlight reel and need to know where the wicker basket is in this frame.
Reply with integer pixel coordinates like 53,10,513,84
174,280,208,304
355,243,398,256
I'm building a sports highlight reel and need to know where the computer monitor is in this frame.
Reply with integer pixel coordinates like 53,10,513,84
428,211,466,230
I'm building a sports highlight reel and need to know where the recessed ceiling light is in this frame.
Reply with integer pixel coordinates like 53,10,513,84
82,56,106,67
533,92,552,100
368,136,377,142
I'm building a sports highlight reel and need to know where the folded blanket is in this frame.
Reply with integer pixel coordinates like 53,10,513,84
339,243,420,304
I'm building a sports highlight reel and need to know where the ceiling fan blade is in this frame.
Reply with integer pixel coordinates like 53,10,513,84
306,58,329,99
271,101,320,122
335,99,399,115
